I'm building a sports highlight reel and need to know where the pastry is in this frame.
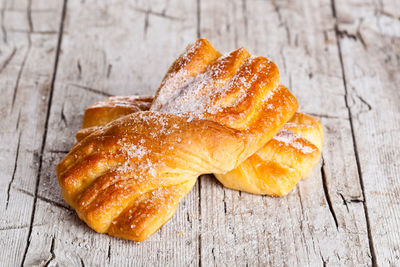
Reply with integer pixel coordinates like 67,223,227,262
76,96,152,142
77,98,323,196
215,112,323,196
57,39,297,241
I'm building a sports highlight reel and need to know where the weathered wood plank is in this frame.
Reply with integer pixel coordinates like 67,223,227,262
7,0,396,265
23,0,202,266
0,0,64,266
333,0,400,265
199,0,371,265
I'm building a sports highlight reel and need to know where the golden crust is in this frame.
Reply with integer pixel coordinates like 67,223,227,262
216,113,323,196
82,95,153,128
78,97,323,197
76,96,153,141
57,39,298,241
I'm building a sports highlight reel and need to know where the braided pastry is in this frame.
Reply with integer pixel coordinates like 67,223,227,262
57,39,298,241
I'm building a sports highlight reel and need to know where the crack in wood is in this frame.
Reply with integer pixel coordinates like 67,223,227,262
339,192,364,212
76,60,82,79
307,112,347,120
11,0,34,111
378,10,400,20
283,21,290,44
241,0,248,39
223,189,227,214
355,94,372,112
186,211,193,228
271,0,282,22
197,2,202,265
0,223,47,232
321,157,339,229
107,240,111,263
1,0,8,43
27,0,33,32
11,38,31,112
9,29,58,34
43,235,55,267
334,18,364,48
15,187,72,211
198,181,202,267
161,0,170,15
196,0,201,38
232,1,239,48
297,187,305,215
320,250,327,267
60,103,68,126
298,193,315,265
107,64,112,78
279,47,287,72
69,83,114,97
337,29,357,41
271,0,290,43
47,149,69,154
15,109,21,130
20,1,68,265
356,21,367,49
143,9,150,38
0,224,29,231
0,46,16,74
131,6,181,21
5,132,21,209
339,192,349,212
337,28,367,49
331,0,377,265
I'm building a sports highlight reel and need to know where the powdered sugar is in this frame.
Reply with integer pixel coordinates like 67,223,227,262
273,130,316,154
153,54,276,127
117,138,148,159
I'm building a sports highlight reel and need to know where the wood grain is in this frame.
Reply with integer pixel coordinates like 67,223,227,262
0,0,398,265
0,0,64,266
199,0,371,265
334,0,400,265
23,0,201,266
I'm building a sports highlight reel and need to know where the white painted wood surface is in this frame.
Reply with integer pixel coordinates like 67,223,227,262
0,0,398,266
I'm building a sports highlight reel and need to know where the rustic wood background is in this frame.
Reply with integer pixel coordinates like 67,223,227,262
1,0,399,266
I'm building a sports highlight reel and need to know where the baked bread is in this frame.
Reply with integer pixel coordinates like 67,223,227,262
77,98,323,196
57,39,297,241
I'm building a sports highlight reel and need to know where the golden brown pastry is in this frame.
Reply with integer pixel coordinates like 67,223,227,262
57,39,297,241
77,98,323,197
76,96,153,141
216,113,323,196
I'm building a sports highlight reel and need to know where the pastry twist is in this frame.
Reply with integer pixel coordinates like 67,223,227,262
77,97,323,197
57,39,298,241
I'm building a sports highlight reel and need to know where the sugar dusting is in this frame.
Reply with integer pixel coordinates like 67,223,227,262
151,40,202,110
154,55,275,126
153,52,238,118
68,41,288,238
273,130,316,154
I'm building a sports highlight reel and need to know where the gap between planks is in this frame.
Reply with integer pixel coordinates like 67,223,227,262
20,0,69,266
330,0,377,265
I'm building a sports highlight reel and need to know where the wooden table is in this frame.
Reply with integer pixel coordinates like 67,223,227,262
1,0,399,266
